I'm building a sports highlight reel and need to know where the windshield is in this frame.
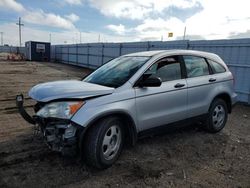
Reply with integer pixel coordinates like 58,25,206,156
83,56,150,88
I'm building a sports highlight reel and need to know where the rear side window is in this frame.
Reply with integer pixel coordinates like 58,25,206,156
183,56,209,78
146,56,182,82
207,59,226,74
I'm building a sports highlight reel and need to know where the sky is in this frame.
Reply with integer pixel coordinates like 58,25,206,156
0,0,250,46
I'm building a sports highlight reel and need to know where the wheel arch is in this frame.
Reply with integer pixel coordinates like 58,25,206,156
212,93,232,113
79,110,138,155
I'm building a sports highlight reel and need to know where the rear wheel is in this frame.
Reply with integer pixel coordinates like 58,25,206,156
83,117,124,169
205,99,228,133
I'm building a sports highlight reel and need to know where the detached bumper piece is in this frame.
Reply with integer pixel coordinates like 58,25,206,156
16,94,80,156
16,94,36,125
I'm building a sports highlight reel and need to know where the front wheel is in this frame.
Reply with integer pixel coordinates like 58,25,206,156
83,117,124,169
205,99,228,133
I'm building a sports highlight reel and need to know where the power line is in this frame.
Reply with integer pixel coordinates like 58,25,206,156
16,17,24,47
0,18,17,22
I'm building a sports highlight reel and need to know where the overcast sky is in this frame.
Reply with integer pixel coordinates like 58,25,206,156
0,0,250,45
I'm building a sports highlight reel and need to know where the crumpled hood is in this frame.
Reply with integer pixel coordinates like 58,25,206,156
29,80,114,102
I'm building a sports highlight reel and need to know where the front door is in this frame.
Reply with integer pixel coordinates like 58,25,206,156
135,56,188,131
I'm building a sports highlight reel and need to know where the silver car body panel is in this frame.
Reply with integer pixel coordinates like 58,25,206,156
71,82,139,130
186,72,235,118
134,79,188,131
29,80,114,102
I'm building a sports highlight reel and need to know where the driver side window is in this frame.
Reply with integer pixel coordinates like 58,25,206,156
146,56,182,82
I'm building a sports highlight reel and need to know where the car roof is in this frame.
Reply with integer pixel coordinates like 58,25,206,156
124,50,220,61
124,50,165,57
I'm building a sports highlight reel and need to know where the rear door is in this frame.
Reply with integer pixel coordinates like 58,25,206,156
182,55,214,118
135,55,188,131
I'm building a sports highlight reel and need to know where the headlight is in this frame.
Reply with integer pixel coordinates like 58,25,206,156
37,101,84,119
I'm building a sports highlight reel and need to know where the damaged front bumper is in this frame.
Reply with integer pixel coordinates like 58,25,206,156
16,94,82,155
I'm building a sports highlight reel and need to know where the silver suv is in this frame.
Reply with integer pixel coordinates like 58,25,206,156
17,50,237,169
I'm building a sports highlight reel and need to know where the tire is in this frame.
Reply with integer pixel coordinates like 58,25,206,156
83,117,124,169
205,98,228,133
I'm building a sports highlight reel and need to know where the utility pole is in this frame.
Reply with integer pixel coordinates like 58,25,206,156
183,26,186,40
16,17,24,47
80,32,82,44
75,33,78,44
49,33,51,43
0,32,3,46
98,34,100,43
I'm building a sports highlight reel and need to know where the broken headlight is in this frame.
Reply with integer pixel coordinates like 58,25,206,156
37,101,84,119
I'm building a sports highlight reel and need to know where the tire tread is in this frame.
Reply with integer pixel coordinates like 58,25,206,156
205,98,228,133
83,117,123,169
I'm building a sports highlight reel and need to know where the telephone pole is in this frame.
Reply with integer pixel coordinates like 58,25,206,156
16,17,24,47
98,34,100,43
80,32,82,43
183,26,186,40
75,32,78,44
0,32,3,46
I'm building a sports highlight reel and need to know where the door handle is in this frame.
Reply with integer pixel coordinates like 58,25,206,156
174,83,185,88
209,78,216,82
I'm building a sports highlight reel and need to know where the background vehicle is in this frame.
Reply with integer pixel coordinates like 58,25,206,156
17,50,237,169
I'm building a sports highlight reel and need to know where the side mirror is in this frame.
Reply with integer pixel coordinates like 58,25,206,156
138,76,162,87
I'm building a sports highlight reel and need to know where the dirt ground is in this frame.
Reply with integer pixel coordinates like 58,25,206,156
0,60,249,188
